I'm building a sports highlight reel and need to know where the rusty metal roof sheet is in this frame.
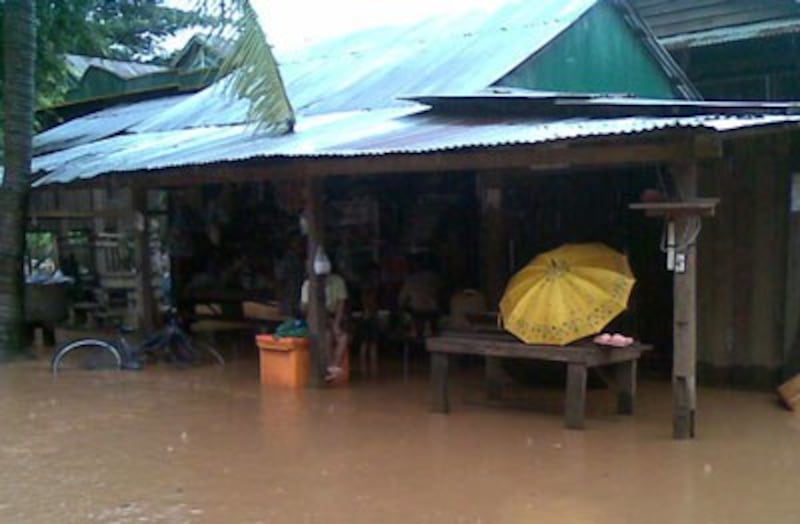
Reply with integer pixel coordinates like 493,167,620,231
31,107,800,187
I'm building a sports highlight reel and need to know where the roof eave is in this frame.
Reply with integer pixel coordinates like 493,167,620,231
661,18,800,50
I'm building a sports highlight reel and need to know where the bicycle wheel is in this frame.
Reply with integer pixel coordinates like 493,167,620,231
195,342,225,366
51,339,124,376
192,340,225,367
172,330,225,367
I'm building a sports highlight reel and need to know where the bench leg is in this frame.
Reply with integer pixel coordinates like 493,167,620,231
616,360,637,415
430,352,450,413
485,356,511,401
565,363,587,429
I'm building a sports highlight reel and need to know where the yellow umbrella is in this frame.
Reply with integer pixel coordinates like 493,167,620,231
499,243,635,345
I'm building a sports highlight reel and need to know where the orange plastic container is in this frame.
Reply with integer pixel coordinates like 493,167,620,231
256,335,310,388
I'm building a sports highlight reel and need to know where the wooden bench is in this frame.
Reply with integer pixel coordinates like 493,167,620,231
426,332,651,429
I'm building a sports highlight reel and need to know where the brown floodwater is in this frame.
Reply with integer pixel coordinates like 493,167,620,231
1,353,799,524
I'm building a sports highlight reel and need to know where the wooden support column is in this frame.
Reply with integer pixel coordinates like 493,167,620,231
304,176,328,388
132,187,156,332
672,162,699,439
478,173,513,395
91,188,107,275
784,171,800,378
55,188,70,263
478,173,508,306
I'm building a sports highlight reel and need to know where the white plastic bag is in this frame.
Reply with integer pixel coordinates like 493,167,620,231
313,246,331,276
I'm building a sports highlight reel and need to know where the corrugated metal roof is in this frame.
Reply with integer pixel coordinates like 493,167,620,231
629,0,800,40
407,90,800,116
660,17,800,49
36,0,602,153
27,0,788,191
41,0,700,153
65,54,169,80
282,0,598,116
31,107,800,187
131,0,600,132
34,94,191,155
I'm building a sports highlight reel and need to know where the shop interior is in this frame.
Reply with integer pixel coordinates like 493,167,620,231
127,168,676,376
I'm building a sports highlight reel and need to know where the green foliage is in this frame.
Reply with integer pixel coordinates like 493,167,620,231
216,1,295,133
25,231,56,265
0,0,213,109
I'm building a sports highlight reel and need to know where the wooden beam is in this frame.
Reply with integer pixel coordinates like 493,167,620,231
629,198,720,218
672,161,699,439
304,176,328,388
26,209,164,220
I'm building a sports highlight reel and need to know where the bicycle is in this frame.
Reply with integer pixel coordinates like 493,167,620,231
51,309,225,376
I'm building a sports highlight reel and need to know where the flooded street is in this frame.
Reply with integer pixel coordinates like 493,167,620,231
1,356,799,523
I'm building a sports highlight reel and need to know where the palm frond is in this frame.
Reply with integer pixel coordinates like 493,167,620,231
216,1,295,134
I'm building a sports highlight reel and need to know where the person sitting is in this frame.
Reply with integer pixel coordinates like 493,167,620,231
301,267,350,382
448,288,488,331
398,254,442,339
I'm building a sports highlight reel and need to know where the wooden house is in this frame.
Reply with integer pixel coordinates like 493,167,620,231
21,0,800,437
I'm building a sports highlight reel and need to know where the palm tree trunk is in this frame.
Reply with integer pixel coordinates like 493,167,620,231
0,0,36,359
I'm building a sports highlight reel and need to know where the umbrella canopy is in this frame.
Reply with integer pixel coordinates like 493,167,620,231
499,243,635,345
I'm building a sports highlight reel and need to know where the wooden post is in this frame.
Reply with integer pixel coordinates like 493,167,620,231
132,187,156,332
304,176,328,388
485,356,507,401
565,363,587,430
615,360,636,415
430,352,450,413
478,173,508,306
91,189,107,275
478,173,513,395
672,162,699,439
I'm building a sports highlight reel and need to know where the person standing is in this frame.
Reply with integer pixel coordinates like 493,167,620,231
301,267,350,382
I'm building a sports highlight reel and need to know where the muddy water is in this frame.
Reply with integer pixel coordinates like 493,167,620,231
1,357,799,524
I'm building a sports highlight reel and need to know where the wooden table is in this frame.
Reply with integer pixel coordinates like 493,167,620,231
426,332,651,429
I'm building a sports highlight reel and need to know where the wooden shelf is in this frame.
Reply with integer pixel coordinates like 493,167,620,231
28,209,165,220
629,198,720,218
